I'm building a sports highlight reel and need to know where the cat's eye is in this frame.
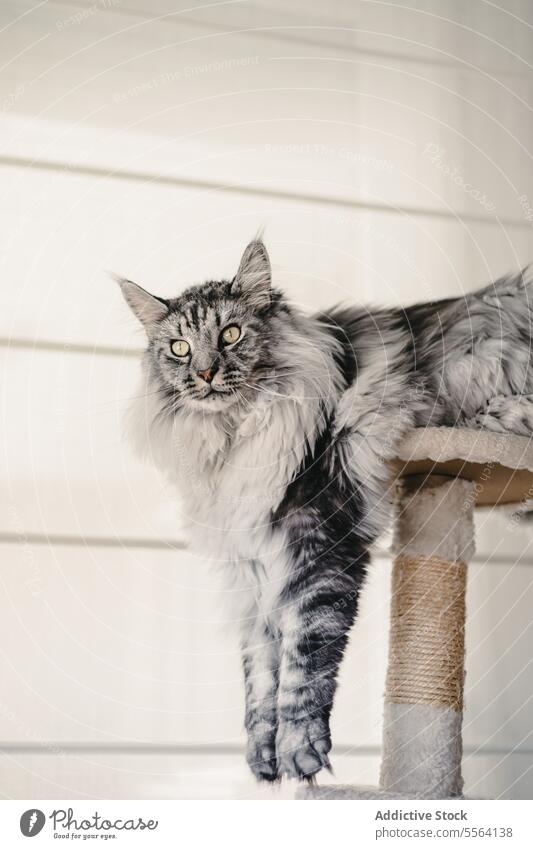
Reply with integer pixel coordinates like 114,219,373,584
222,325,241,345
170,339,190,357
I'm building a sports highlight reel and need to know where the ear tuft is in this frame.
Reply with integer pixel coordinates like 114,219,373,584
231,239,271,308
113,274,168,332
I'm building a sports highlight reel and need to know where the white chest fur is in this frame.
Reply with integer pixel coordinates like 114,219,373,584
173,398,310,556
168,398,318,622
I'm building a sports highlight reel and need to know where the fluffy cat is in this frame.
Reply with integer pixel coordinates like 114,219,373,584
118,239,533,782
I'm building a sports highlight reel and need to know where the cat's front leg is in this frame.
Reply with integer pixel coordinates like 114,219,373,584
241,620,280,782
276,558,362,780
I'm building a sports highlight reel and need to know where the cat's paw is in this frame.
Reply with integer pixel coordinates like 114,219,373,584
276,717,331,780
468,395,533,436
246,728,279,782
470,407,509,433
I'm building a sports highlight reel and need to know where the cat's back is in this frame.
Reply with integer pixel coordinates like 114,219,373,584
314,303,412,389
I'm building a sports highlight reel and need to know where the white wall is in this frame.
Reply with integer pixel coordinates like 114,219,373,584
1,0,533,798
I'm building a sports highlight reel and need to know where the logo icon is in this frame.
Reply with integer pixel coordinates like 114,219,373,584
20,809,46,837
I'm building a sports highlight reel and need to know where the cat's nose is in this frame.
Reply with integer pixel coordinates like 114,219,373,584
197,365,218,384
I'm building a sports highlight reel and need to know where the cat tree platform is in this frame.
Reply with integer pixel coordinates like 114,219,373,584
299,426,533,800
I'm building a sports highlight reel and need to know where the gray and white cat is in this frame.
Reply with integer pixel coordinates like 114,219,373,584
118,239,533,782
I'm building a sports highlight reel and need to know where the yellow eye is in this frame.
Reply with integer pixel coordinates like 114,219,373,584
171,339,190,357
222,325,241,345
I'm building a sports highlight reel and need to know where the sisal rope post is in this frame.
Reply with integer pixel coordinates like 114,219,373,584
379,475,476,798
386,553,467,712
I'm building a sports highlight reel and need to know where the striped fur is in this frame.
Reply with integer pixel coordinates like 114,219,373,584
118,241,533,781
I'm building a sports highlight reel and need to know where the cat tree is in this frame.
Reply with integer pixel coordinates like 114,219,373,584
300,427,533,800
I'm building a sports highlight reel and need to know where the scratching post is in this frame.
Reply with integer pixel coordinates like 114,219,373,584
298,427,533,801
380,475,474,798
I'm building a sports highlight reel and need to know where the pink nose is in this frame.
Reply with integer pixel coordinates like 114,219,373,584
197,367,217,384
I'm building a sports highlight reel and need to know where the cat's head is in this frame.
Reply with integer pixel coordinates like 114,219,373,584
118,239,287,413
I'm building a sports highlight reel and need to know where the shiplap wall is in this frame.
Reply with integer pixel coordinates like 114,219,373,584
1,0,533,798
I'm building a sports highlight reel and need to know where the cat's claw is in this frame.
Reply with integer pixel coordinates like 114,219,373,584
276,718,332,780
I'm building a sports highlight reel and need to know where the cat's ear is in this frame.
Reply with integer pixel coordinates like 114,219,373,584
114,275,169,333
231,239,271,308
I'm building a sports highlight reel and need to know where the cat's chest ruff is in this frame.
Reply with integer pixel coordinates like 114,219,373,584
186,401,308,504
179,400,314,559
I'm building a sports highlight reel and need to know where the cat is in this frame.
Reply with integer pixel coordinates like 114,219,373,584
118,238,533,782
